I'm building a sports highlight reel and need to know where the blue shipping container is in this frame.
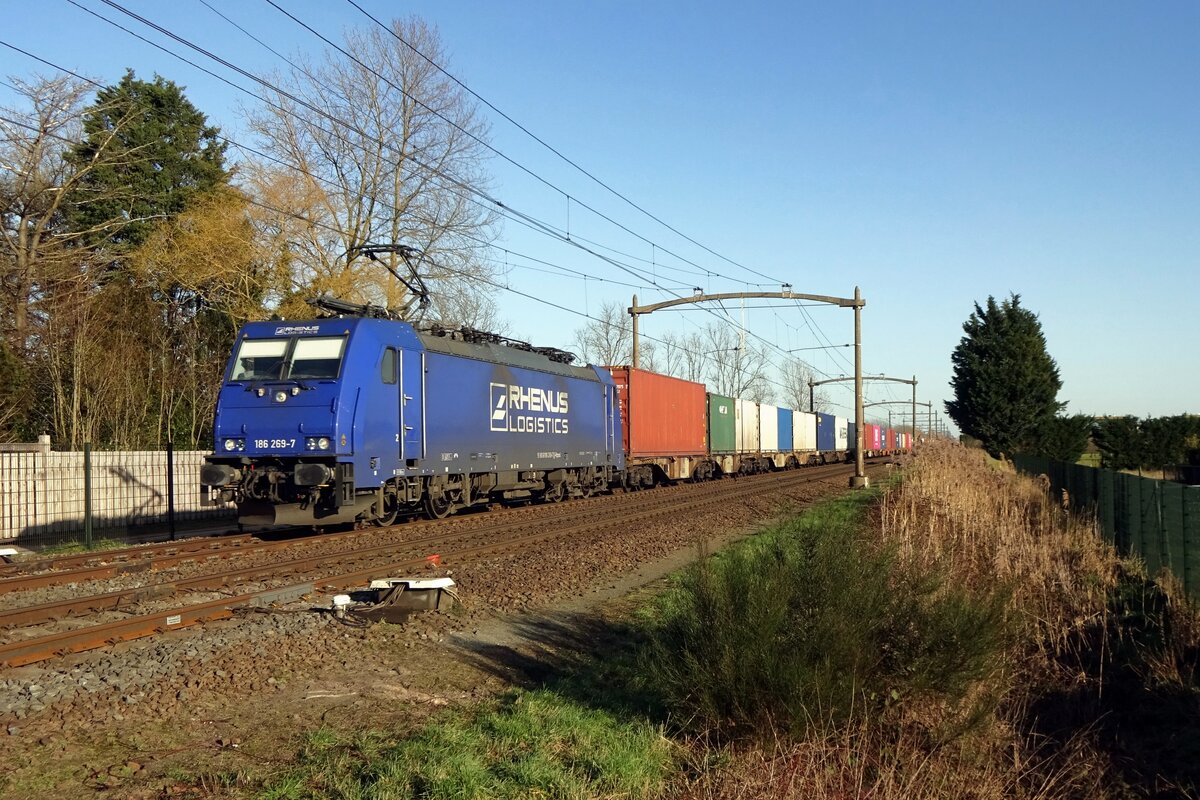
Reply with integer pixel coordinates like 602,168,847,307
777,407,793,452
816,412,836,452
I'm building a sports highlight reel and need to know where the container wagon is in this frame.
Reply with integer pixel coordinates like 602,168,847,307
607,366,710,485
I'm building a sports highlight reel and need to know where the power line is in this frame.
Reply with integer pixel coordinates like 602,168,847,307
69,1,723,300
3,25,856,396
341,0,785,287
6,89,849,408
82,0,853,378
240,1,852,365
255,0,776,291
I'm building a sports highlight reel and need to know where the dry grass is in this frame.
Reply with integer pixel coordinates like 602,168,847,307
674,719,1105,800
880,441,1118,677
676,439,1200,799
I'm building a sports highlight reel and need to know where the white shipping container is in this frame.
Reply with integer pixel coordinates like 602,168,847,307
835,416,849,450
759,404,779,452
792,410,818,451
735,399,759,452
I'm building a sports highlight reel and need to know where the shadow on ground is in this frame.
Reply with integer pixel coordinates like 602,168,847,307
448,610,668,720
1028,570,1200,799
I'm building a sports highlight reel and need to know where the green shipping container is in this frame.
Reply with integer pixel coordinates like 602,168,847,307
708,393,736,453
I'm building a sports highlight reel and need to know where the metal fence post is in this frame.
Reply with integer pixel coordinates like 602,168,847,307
167,440,176,541
83,442,93,549
1184,487,1200,604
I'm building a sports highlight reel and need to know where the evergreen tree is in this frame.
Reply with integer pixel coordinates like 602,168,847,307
66,70,228,250
1140,415,1200,470
1031,414,1094,463
1093,416,1143,470
945,294,1064,457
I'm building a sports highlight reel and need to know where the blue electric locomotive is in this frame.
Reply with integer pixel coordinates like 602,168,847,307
200,315,624,526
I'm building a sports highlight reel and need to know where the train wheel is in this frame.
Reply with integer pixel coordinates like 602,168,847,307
423,490,454,520
544,482,566,503
372,488,400,527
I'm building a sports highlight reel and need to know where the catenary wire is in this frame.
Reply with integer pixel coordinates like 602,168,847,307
2,34,860,405
4,95,852,408
65,1,852,381
341,0,785,287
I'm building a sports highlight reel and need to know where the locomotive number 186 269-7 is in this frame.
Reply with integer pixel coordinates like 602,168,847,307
255,439,296,448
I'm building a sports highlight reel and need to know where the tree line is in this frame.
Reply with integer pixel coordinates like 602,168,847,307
945,294,1196,470
1092,415,1200,472
1,18,498,450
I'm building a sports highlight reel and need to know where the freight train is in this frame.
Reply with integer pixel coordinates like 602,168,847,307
200,312,910,527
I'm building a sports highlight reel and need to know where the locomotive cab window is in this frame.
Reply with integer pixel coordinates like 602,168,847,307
228,336,347,382
231,339,288,381
289,336,346,380
381,347,397,384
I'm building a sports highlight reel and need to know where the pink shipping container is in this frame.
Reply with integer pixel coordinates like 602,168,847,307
607,367,708,457
866,423,882,452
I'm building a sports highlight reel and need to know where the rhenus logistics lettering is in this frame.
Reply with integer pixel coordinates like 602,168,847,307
490,382,569,434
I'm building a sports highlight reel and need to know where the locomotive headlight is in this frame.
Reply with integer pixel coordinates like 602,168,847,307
274,390,288,403
305,436,331,451
223,438,245,452
290,386,300,396
256,388,266,397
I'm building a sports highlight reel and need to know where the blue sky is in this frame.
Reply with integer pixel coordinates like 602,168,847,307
3,1,1198,425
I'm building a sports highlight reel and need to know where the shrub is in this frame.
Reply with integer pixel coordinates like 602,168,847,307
643,489,1008,740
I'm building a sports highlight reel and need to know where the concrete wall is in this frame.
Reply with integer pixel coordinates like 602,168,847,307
0,449,233,545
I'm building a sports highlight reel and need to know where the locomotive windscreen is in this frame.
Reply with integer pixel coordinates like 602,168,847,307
228,335,347,382
288,337,346,379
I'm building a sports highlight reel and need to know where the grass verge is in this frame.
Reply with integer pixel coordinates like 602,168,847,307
256,690,676,800
251,443,1200,799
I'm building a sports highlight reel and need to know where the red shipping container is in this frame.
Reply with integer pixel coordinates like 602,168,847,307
607,367,708,457
886,428,897,450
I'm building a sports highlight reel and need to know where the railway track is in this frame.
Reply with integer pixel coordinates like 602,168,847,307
0,461,874,667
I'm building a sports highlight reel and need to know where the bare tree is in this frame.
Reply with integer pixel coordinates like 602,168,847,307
657,329,707,383
704,324,774,402
244,17,499,325
572,300,634,366
0,73,132,353
779,357,829,412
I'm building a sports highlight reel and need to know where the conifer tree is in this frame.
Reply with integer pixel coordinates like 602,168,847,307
945,294,1064,457
66,70,228,250
1032,413,1094,463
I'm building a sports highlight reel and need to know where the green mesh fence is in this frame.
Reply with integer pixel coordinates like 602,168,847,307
1012,454,1200,603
